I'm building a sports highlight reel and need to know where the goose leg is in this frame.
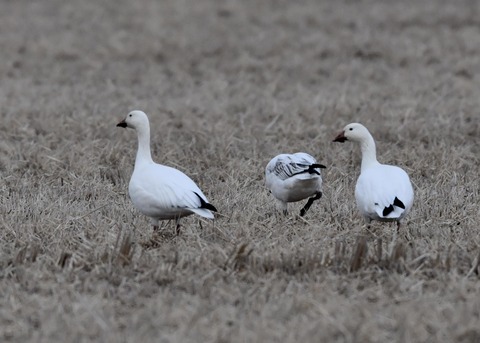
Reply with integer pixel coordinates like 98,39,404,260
175,218,181,236
300,192,322,217
365,217,372,229
152,219,161,232
276,200,288,216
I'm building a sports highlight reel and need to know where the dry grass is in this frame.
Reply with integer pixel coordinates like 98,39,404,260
1,0,480,342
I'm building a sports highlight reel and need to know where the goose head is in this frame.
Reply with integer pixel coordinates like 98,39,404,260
117,110,149,130
333,123,370,143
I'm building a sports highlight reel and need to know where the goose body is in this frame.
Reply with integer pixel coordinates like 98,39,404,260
117,110,217,229
355,164,413,222
333,123,413,229
265,152,326,216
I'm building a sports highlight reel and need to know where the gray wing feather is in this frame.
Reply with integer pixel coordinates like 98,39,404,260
268,154,319,181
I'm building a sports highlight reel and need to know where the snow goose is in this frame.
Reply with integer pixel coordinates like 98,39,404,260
333,123,414,230
265,153,326,216
117,110,217,232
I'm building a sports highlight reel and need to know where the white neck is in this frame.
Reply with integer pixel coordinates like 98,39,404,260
134,122,153,168
359,133,379,172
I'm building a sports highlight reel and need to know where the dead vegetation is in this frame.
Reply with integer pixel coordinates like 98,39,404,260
1,0,480,342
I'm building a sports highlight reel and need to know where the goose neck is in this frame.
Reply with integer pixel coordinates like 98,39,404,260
134,124,153,166
360,135,379,172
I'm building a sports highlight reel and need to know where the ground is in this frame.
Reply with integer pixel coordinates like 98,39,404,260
1,0,480,342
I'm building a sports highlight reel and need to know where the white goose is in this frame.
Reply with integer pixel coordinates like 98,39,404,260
333,123,414,230
265,153,326,216
117,110,217,232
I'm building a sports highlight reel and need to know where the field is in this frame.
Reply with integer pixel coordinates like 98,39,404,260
1,0,480,342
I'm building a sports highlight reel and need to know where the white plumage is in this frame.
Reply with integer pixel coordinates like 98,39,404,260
117,110,217,231
333,123,414,229
265,152,326,216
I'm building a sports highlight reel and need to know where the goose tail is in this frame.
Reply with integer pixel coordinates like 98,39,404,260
190,208,215,219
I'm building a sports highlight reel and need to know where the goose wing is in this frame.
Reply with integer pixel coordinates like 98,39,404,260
129,164,216,219
266,153,325,183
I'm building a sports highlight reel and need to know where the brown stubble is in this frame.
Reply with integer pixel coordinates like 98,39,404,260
1,0,480,342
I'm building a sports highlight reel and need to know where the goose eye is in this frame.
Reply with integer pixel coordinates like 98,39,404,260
349,128,353,131
129,114,132,117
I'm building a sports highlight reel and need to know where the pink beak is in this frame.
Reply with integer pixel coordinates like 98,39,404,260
333,131,347,143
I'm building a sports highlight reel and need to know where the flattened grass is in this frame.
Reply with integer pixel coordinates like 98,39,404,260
1,0,479,342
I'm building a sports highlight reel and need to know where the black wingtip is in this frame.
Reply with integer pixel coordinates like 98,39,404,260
393,197,405,209
194,192,218,212
203,202,218,212
304,164,326,176
382,204,394,217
